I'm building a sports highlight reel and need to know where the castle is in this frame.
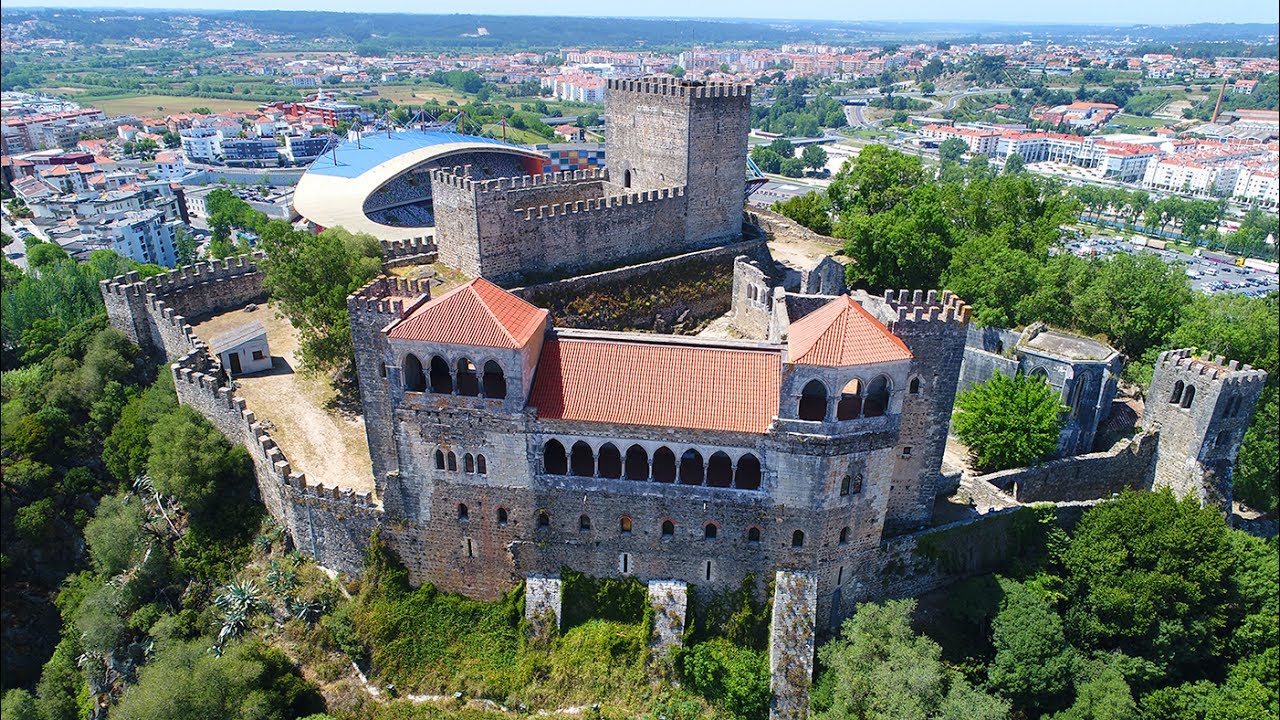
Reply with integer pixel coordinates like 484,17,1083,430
100,76,1267,719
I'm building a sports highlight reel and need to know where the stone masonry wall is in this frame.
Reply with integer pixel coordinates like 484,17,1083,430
977,433,1157,503
768,570,818,720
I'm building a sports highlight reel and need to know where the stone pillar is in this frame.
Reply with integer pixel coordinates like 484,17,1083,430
647,580,688,654
768,570,818,720
524,575,562,637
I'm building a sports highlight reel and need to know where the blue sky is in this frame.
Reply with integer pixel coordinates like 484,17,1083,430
3,0,1277,25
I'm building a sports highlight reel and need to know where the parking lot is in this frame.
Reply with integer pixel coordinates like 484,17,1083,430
1065,235,1279,297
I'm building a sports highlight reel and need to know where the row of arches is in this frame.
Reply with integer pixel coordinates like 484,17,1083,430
1169,380,1196,409
541,440,762,491
435,449,488,475
798,375,902,422
404,353,507,399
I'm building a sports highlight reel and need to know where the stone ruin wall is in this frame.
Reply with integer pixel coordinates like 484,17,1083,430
977,433,1158,503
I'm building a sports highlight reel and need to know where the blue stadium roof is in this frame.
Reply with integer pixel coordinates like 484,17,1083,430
306,130,533,179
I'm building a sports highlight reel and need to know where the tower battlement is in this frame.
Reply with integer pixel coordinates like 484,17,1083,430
1155,348,1268,386
429,165,607,194
516,186,686,220
606,77,753,99
884,289,972,324
347,276,433,316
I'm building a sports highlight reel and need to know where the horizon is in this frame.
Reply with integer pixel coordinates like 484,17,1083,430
2,3,1278,29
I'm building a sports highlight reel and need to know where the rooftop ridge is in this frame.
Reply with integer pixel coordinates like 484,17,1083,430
553,327,783,353
516,186,686,220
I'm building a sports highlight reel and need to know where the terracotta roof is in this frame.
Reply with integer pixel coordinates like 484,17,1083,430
387,277,547,349
788,296,912,367
530,337,781,434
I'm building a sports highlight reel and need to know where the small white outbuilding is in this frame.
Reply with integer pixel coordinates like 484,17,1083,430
210,321,272,377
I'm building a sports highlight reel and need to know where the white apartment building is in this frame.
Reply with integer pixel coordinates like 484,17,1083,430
180,126,221,164
153,152,187,181
1233,167,1279,208
101,209,180,267
1143,158,1241,196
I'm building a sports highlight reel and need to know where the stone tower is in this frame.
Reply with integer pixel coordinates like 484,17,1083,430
1142,348,1267,510
604,76,752,245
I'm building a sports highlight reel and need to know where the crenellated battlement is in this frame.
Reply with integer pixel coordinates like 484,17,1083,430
1155,348,1268,386
100,253,263,299
606,77,753,99
516,185,686,220
429,165,607,195
347,275,433,316
884,289,972,324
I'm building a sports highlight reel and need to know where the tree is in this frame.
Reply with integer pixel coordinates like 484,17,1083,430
953,371,1066,473
988,578,1076,713
801,144,829,171
84,493,147,577
677,639,769,720
827,144,925,214
749,146,783,174
780,157,806,177
1003,152,1026,175
1050,657,1137,720
146,406,253,521
943,236,1041,328
920,81,936,94
813,599,1010,720
772,192,833,236
26,242,70,269
173,227,198,266
939,137,968,165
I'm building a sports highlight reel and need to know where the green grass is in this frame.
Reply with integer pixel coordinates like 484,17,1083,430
84,95,265,116
1107,114,1167,130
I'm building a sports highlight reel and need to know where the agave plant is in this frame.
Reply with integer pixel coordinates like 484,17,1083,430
285,596,328,626
213,580,265,653
265,560,298,596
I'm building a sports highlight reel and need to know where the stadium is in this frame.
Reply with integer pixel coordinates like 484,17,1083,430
292,130,547,240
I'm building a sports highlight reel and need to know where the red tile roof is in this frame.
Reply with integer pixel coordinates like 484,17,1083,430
530,337,781,434
387,277,547,349
788,296,912,367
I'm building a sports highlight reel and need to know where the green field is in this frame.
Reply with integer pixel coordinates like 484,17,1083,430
1107,113,1168,130
81,95,266,117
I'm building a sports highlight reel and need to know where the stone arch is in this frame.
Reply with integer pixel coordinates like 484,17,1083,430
836,377,863,420
625,445,649,481
435,449,446,470
619,515,632,533
446,451,457,471
704,522,718,540
404,353,426,392
864,375,891,417
1181,385,1196,409
456,357,480,397
457,503,469,521
482,360,507,399
598,443,622,479
653,447,677,483
543,439,567,475
477,454,487,475
909,376,921,395
735,454,762,490
537,509,550,528
1030,367,1049,381
679,449,705,485
840,474,852,496
496,506,508,525
623,168,632,188
464,453,475,473
579,514,592,532
747,526,762,544
1170,380,1185,404
570,441,595,477
429,355,453,393
839,527,849,544
706,451,733,487
661,519,675,538
791,529,805,548
799,379,828,421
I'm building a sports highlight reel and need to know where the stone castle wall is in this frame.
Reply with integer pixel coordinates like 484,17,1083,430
977,433,1157,503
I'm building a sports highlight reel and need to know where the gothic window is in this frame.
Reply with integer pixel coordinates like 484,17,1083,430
623,169,632,188
597,443,623,479
704,523,718,540
496,507,508,526
747,526,761,545
446,451,457,471
477,455,487,475
653,447,677,483
791,530,805,548
570,441,595,477
735,454,762,490
457,503,469,521
464,453,475,473
579,514,592,532
456,358,480,397
839,527,849,545
840,474,852,496
837,378,863,420
543,440,568,475
679,449,705,485
482,360,507,399
619,516,632,534
1030,367,1049,382
864,376,891,417
1181,385,1196,409
661,520,675,539
851,473,864,494
909,376,921,395
799,379,828,421
435,449,445,470
404,354,426,392
1068,380,1085,419
625,445,649,481
706,452,733,488
429,355,452,393
1170,380,1185,404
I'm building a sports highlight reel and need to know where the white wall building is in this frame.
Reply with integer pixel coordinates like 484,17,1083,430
180,126,221,164
101,209,180,267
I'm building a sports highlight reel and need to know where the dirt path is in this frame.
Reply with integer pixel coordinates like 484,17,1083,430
192,304,375,495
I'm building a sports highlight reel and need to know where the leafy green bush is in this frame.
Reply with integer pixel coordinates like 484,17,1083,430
952,371,1066,473
677,639,770,720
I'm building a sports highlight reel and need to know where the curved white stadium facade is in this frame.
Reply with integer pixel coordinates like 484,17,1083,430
293,130,546,240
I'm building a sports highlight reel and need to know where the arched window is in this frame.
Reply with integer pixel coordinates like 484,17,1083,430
909,377,921,395
840,474,852,496
1170,380,1184,404
625,445,649,481
429,355,453,394
496,507,508,526
864,376,890,417
1068,380,1085,419
481,360,507,399
435,449,446,470
570,441,595,477
623,169,632,188
799,379,828,421
836,378,862,420
851,473,864,494
476,455,487,475
791,530,805,548
679,449,705,485
735,454,762,491
1030,367,1049,382
1181,385,1196,409
579,514,591,532
747,526,761,545
706,452,733,488
404,354,426,392
543,440,567,475
653,447,677,483
456,358,480,397
457,503,469,521
619,516,632,534
446,451,457,471
464,453,475,473
704,523,718,540
598,443,622,479
661,520,675,539
537,510,550,528
839,527,849,545
1216,430,1231,447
